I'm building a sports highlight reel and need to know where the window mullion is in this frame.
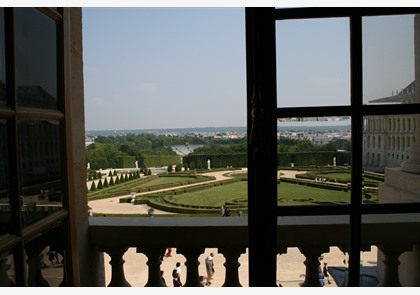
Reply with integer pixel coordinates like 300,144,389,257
348,13,363,287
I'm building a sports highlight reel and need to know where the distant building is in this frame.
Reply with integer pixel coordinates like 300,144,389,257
363,81,417,172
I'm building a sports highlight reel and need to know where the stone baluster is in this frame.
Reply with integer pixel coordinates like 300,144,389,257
26,244,49,287
377,245,410,287
0,257,15,287
104,247,131,287
219,247,246,287
298,246,329,287
136,246,166,287
176,247,204,287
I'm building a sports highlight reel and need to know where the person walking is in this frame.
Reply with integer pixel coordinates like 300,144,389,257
205,253,215,286
172,262,182,285
173,272,182,287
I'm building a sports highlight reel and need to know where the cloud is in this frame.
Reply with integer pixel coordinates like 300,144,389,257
136,82,158,94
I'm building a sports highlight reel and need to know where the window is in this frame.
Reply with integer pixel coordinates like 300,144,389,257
0,8,69,286
246,7,420,286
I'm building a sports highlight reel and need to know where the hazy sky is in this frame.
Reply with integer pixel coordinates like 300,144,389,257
83,7,246,131
83,7,415,131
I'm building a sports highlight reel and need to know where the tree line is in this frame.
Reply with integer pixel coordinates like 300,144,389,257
86,132,350,170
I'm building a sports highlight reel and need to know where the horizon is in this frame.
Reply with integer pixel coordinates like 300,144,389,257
85,123,351,134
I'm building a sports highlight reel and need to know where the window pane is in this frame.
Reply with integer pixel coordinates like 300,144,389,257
277,117,351,206
363,14,416,105
0,8,6,106
276,18,350,107
15,8,57,109
18,120,63,227
0,119,10,236
364,113,420,204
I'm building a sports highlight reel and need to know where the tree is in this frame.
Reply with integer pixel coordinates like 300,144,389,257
90,181,96,191
168,165,173,172
97,179,103,189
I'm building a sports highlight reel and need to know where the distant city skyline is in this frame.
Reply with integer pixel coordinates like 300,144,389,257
83,7,415,131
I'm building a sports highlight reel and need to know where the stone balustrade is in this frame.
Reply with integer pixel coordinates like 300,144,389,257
87,214,420,287
6,214,419,287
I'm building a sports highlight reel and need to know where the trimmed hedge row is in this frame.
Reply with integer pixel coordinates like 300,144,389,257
133,175,216,194
88,175,159,201
146,196,247,215
279,177,349,192
295,170,382,188
183,152,351,169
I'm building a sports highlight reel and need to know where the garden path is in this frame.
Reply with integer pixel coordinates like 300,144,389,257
88,168,248,215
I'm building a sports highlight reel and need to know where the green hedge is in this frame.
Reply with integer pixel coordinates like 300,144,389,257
183,152,351,169
277,151,351,167
143,155,181,167
183,154,247,169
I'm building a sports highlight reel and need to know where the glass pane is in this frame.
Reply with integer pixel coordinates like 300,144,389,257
15,8,58,109
363,14,416,105
277,117,351,206
0,253,16,286
364,113,420,204
0,8,6,106
0,119,11,236
18,120,63,227
276,17,350,107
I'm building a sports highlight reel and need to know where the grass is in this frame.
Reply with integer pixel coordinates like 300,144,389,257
169,180,374,207
173,181,247,206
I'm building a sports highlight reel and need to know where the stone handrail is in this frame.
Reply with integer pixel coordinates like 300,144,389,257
85,214,420,287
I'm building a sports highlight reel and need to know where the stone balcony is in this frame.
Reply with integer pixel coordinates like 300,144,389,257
87,213,420,287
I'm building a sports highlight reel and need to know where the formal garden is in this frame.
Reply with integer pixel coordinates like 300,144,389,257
87,165,383,217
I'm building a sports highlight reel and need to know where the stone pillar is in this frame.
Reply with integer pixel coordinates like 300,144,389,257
219,247,246,287
377,245,410,287
104,247,131,287
136,247,166,287
176,247,204,287
298,246,329,287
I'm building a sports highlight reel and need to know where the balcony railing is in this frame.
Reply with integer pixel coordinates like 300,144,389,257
4,214,418,287
85,214,420,287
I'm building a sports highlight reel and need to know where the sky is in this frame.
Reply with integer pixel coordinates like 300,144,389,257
83,7,246,131
82,6,416,131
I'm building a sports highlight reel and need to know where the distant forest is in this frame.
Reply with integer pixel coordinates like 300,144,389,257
86,133,348,170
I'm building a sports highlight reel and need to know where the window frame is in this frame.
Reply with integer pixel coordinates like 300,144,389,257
246,7,420,287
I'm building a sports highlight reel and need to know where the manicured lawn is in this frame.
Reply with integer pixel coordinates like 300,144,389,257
277,181,350,205
171,181,358,206
173,181,247,206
